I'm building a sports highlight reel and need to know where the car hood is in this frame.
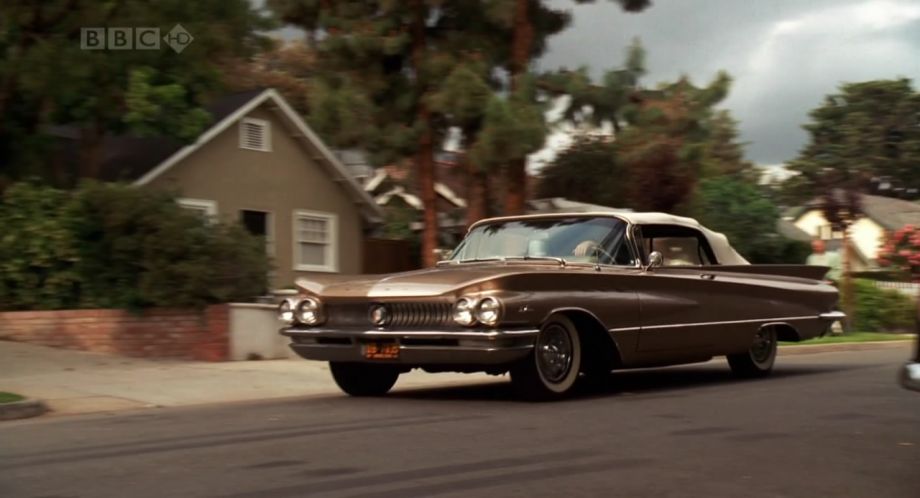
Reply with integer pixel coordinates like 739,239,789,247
295,263,569,298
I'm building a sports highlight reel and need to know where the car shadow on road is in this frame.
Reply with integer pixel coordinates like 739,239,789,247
389,362,873,402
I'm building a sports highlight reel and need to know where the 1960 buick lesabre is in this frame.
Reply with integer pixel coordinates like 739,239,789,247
279,212,844,400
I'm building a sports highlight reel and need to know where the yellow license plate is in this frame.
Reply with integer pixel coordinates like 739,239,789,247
364,342,399,359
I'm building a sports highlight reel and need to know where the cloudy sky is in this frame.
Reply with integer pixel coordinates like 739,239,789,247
538,0,920,165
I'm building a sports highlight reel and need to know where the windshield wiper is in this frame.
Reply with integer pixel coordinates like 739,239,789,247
436,257,504,266
437,256,567,267
504,256,567,267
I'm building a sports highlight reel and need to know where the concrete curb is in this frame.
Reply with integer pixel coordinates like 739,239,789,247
779,340,914,356
0,398,48,421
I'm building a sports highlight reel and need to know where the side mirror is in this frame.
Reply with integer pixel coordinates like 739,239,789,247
645,251,663,271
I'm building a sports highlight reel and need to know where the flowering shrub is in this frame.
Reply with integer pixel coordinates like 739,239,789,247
878,225,920,282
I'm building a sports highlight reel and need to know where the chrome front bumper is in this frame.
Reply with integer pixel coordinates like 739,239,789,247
901,362,920,392
281,327,539,365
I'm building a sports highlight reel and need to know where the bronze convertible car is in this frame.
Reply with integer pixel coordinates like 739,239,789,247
280,212,844,399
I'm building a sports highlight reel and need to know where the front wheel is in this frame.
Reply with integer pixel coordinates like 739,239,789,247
511,315,582,400
727,327,777,378
329,362,400,396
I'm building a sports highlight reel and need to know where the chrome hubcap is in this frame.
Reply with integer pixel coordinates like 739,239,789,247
751,328,774,364
537,324,573,383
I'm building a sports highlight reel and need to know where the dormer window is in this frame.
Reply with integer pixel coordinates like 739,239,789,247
239,117,271,151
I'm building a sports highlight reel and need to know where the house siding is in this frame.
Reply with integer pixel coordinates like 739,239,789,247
144,106,364,287
793,208,884,266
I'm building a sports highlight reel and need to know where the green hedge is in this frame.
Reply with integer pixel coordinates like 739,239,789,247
853,279,917,333
0,181,270,311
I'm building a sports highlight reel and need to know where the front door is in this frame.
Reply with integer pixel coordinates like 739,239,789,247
240,209,274,287
633,225,725,352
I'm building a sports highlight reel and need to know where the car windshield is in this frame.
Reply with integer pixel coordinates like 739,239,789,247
449,216,634,265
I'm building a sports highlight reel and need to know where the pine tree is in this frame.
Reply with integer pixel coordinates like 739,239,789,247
502,0,651,215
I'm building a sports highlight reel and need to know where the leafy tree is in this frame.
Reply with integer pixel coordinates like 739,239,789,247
501,0,651,215
536,135,625,207
267,1,555,262
699,110,755,180
784,79,920,329
0,181,270,310
691,177,809,264
787,79,920,204
429,62,493,225
0,0,272,187
268,1,471,265
221,40,315,114
540,38,646,134
541,39,737,213
618,73,732,212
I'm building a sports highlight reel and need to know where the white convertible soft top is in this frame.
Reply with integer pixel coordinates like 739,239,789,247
472,211,750,265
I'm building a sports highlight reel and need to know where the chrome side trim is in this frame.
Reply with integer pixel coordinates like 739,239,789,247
818,311,847,321
607,326,642,333
281,328,539,340
608,315,828,333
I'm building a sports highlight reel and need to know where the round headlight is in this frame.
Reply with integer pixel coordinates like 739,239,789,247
476,297,501,326
278,298,296,324
453,297,477,326
296,297,323,325
369,304,388,326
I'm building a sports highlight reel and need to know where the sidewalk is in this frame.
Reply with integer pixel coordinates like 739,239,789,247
0,341,501,416
1,339,913,417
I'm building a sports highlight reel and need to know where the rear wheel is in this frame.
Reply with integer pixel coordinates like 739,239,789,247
329,362,400,396
728,327,777,378
511,315,582,400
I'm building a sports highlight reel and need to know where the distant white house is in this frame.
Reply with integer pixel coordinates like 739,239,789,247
785,193,920,268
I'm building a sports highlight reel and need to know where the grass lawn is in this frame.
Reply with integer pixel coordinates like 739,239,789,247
0,392,25,404
781,332,915,346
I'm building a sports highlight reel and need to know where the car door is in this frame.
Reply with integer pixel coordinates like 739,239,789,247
631,225,737,352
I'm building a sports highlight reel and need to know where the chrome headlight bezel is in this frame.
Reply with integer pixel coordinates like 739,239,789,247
278,298,297,325
295,297,324,326
475,297,502,326
453,297,477,327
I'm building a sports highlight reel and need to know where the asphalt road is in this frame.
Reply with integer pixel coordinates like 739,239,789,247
2,346,919,498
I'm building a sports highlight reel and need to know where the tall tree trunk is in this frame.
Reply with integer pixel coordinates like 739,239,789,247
411,0,438,267
464,151,486,228
504,0,534,215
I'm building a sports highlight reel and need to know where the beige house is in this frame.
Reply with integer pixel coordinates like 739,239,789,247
89,88,383,287
786,193,920,268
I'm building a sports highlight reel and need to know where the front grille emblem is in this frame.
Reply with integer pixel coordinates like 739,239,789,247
369,304,388,326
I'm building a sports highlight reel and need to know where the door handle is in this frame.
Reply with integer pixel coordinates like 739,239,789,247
700,273,716,280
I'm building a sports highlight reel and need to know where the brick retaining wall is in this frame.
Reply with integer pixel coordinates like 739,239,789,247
0,305,230,361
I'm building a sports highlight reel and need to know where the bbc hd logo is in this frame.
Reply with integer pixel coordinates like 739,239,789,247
80,24,194,53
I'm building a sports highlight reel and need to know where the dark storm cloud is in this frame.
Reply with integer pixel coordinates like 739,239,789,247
539,0,920,164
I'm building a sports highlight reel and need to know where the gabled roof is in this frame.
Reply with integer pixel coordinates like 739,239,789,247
776,219,812,242
49,89,383,223
363,163,467,210
132,88,383,224
793,193,920,231
860,194,920,230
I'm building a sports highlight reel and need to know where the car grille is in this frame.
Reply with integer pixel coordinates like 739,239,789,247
325,302,453,328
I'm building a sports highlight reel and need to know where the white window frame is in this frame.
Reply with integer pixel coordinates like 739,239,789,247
177,198,218,221
293,210,338,273
239,117,272,152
